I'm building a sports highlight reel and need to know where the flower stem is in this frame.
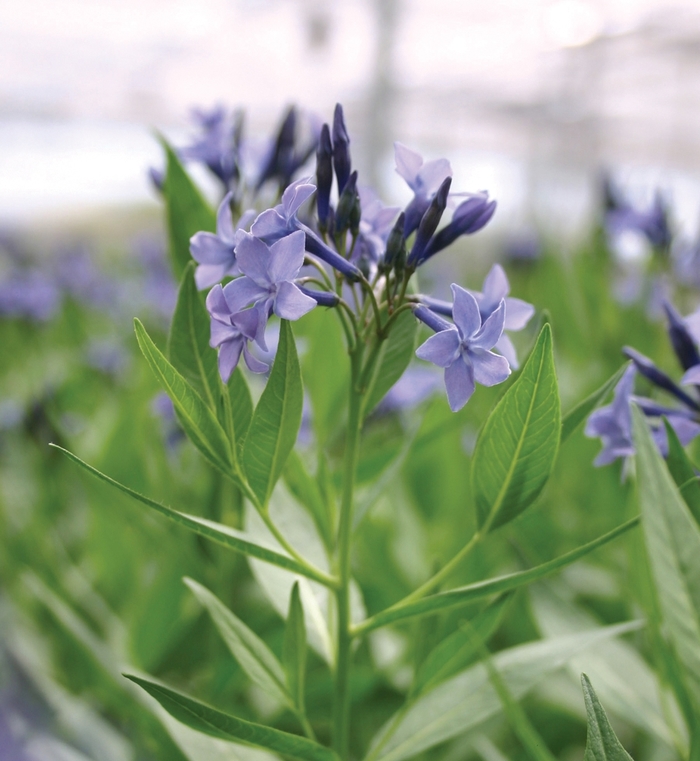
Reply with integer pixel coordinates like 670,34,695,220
332,348,364,759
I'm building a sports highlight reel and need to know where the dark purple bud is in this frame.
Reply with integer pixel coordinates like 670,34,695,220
664,301,700,372
413,304,453,333
416,295,453,318
623,346,700,412
297,286,339,308
380,212,406,274
422,196,497,260
256,106,297,190
403,195,430,237
335,171,359,234
302,227,362,282
332,103,352,195
316,123,333,230
407,177,452,268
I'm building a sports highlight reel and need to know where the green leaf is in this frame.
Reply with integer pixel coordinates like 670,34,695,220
664,418,700,525
411,594,512,697
471,323,561,531
561,363,629,444
168,262,220,411
125,675,338,761
160,138,216,279
581,674,635,761
364,309,419,414
632,405,700,714
243,320,303,507
353,518,638,636
228,368,254,454
50,445,330,584
284,450,333,550
184,578,291,709
134,319,233,478
365,622,641,761
283,582,307,711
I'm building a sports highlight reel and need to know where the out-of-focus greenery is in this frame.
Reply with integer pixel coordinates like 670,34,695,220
1,177,698,761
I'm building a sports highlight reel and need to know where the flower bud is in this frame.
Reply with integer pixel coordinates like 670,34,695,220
316,123,333,232
332,103,352,195
407,177,452,268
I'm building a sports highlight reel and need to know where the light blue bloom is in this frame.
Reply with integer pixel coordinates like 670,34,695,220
416,284,510,411
585,365,636,466
190,192,255,289
221,230,317,338
250,178,316,243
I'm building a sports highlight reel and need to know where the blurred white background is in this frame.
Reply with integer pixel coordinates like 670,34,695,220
3,0,700,241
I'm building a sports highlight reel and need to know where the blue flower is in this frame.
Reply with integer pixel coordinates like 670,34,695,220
418,265,535,369
415,285,510,411
221,230,317,337
181,106,241,188
250,178,317,243
190,193,256,289
394,142,452,235
206,284,269,381
585,365,636,466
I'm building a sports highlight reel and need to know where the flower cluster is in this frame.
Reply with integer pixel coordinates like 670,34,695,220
586,300,700,464
190,103,534,409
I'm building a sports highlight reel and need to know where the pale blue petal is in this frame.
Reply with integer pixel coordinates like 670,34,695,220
190,231,233,265
472,300,506,350
504,297,535,331
444,357,475,411
451,284,482,339
222,276,268,313
416,157,452,195
470,349,511,386
250,208,289,241
481,264,509,309
416,328,461,368
210,318,236,348
195,262,235,290
206,284,229,321
230,307,261,341
243,345,269,374
218,338,244,382
235,234,272,286
282,179,316,217
268,230,306,283
274,281,317,321
495,333,519,369
216,192,236,244
681,365,700,385
394,142,423,189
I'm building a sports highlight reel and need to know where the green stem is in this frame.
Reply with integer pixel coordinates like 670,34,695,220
332,349,364,759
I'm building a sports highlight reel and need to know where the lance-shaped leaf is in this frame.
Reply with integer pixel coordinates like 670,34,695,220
160,137,216,279
50,445,333,586
581,674,635,761
283,582,307,711
471,323,560,531
365,622,641,761
184,579,291,709
410,594,512,698
353,518,638,635
561,363,629,444
135,319,234,478
364,309,419,414
632,404,700,714
243,320,303,507
125,675,338,761
664,419,700,525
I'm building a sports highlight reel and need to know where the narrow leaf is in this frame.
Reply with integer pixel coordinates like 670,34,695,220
50,445,330,584
581,674,635,761
366,622,641,761
632,405,700,714
184,579,290,708
283,582,307,711
284,451,333,550
364,310,419,414
160,138,216,279
125,675,338,761
664,418,700,525
135,319,233,477
561,364,629,444
471,323,561,531
411,594,512,697
243,320,303,507
354,518,638,635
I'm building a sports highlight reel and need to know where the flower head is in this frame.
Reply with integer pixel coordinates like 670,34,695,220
181,106,241,188
415,285,510,411
250,178,316,243
190,192,255,290
585,366,636,466
221,230,317,340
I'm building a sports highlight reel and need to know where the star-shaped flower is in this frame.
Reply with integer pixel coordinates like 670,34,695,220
416,284,510,411
221,230,316,339
190,193,255,290
250,178,316,243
